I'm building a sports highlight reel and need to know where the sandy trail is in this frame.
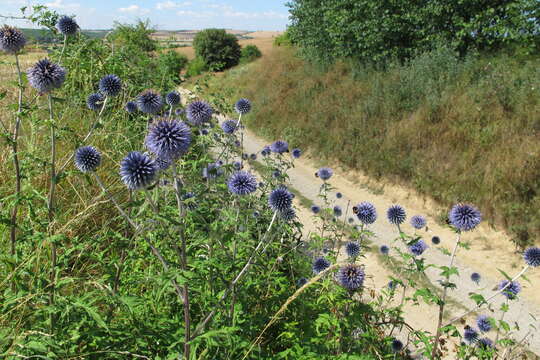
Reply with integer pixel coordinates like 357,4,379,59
179,87,540,357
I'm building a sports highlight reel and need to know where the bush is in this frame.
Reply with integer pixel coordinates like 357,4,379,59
185,56,208,77
157,50,188,82
274,31,292,47
193,28,241,71
240,44,262,64
109,19,157,52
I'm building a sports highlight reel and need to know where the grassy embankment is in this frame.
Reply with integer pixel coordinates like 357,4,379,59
195,45,540,248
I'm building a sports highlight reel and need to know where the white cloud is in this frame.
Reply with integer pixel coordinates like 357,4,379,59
223,10,288,20
118,4,149,15
45,0,81,10
176,10,215,18
156,1,192,10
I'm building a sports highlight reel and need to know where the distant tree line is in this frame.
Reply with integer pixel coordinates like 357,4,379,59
286,0,540,63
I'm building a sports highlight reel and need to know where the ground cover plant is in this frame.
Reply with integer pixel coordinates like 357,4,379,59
1,5,540,360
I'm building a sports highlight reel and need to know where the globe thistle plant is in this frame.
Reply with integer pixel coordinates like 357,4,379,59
233,161,242,170
345,241,360,258
0,25,26,54
74,146,101,173
471,272,481,284
166,91,181,106
312,257,330,274
137,90,163,114
498,280,521,300
387,205,406,225
261,145,271,156
186,100,213,125
202,162,223,179
119,151,157,190
336,192,342,199
86,93,104,111
98,74,122,97
391,339,403,353
27,59,66,93
524,247,540,267
409,240,428,256
291,148,302,158
449,203,482,231
227,171,257,195
153,156,172,171
353,202,377,225
478,337,494,348
268,187,293,212
432,236,441,245
270,140,289,154
337,264,365,291
297,277,308,287
380,245,389,255
221,119,238,134
250,153,257,160
410,215,426,229
125,101,137,113
311,205,321,214
316,167,333,181
56,16,78,36
145,119,192,160
476,315,492,333
280,207,296,222
234,98,251,114
333,205,342,217
463,326,479,344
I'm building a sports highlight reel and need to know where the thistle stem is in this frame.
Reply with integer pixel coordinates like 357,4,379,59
59,34,67,63
46,93,57,331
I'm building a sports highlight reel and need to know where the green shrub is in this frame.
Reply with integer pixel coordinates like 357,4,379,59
240,44,262,64
185,56,208,77
193,28,241,71
109,19,157,52
274,31,292,47
157,50,188,82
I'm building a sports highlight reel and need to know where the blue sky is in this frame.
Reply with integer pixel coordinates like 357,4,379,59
2,0,290,30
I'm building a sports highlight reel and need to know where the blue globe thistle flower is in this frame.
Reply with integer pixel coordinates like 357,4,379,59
0,26,26,54
387,205,406,225
56,16,78,36
272,170,281,178
242,153,248,160
333,205,342,217
221,119,237,134
345,241,360,258
268,187,293,212
233,161,242,170
348,217,354,224
524,247,540,267
74,146,101,173
261,145,271,156
280,207,296,222
463,327,478,344
200,128,209,135
252,210,260,218
137,90,163,114
250,153,257,160
119,151,157,190
336,192,342,199
432,236,441,245
409,240,428,256
228,171,257,195
476,315,492,333
471,272,481,284
234,98,251,114
27,59,66,93
125,101,137,113
337,264,365,291
86,93,104,111
410,215,426,229
391,339,403,353
291,148,302,158
498,280,521,300
311,205,321,214
312,257,330,274
98,74,122,97
380,245,390,255
202,162,223,179
316,167,333,181
166,91,181,106
175,108,184,116
353,202,377,224
449,203,482,231
478,337,494,348
388,280,398,290
270,140,289,154
297,277,308,287
146,119,192,160
186,100,213,125
234,140,241,147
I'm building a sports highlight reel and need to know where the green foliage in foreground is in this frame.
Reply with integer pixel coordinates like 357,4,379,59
193,28,241,71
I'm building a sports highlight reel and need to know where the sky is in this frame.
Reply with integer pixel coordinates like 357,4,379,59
2,0,291,31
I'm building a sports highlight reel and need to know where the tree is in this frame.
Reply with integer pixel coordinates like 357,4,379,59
193,28,241,71
240,44,262,63
109,19,157,52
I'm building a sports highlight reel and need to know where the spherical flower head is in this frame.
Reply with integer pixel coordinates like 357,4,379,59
119,151,157,190
56,16,78,36
478,337,494,348
291,148,302,158
297,277,308,287
262,145,271,156
86,93,104,111
153,156,172,171
125,101,137,113
270,140,289,154
449,203,481,231
166,91,181,106
476,315,492,333
336,192,342,199
471,272,481,284
333,205,342,217
311,205,321,214
228,171,257,195
242,153,249,160
337,264,365,291
316,167,333,181
524,247,540,267
410,215,426,229
221,119,237,134
202,162,223,179
463,327,478,344
268,187,293,212
272,170,281,178
74,146,101,172
380,245,390,255
250,153,257,160
27,59,66,93
498,280,521,300
388,280,398,290
391,339,403,353
98,74,122,97
432,236,441,245
280,207,296,222
312,257,330,274
233,161,242,170
345,241,360,258
235,98,251,114
0,26,26,54
409,240,428,256
137,90,163,114
186,100,213,125
387,205,406,225
353,202,377,224
145,119,192,160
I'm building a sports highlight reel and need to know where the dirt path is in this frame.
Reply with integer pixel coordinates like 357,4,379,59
178,88,540,356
